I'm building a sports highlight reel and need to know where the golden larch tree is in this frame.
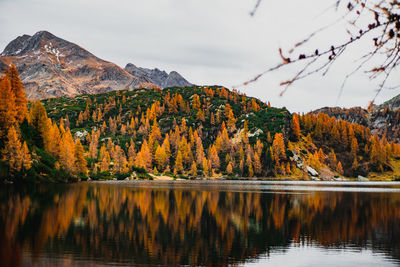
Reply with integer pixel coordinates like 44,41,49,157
0,77,16,137
59,127,77,174
5,65,28,123
291,113,301,141
272,133,286,162
74,139,87,174
2,126,31,172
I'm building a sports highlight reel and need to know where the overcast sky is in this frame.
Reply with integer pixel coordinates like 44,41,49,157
0,0,399,112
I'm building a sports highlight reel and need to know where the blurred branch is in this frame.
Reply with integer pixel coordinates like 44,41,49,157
250,0,262,16
241,0,400,105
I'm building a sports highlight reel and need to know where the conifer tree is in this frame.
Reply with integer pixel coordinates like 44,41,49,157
74,139,87,174
208,145,220,170
155,145,167,171
272,133,286,162
190,160,197,176
99,145,110,172
45,121,61,157
128,139,136,167
114,145,128,173
29,101,50,137
139,139,152,170
248,164,254,177
242,120,249,144
291,113,301,141
0,77,16,137
192,94,201,110
253,152,262,175
174,150,184,174
2,126,31,173
202,158,209,176
350,137,359,158
89,129,99,159
5,65,27,123
59,127,77,174
226,162,233,174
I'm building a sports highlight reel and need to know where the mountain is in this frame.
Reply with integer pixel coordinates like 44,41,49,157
312,95,400,143
124,63,192,88
380,94,400,110
0,31,192,100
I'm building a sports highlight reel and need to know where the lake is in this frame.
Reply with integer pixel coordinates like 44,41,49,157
1,181,400,266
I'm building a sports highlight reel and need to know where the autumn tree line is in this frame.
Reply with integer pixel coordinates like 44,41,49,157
1,66,400,181
0,65,87,181
298,112,400,176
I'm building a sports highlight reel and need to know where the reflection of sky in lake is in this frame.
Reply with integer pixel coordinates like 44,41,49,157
246,245,398,267
96,180,400,193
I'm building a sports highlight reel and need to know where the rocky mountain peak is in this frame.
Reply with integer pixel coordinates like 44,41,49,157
124,63,192,89
380,94,400,110
0,31,159,99
1,31,59,57
0,31,193,100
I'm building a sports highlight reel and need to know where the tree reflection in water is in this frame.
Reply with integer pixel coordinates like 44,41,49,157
0,182,400,266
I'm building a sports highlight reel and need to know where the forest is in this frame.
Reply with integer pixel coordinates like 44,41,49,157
1,65,400,182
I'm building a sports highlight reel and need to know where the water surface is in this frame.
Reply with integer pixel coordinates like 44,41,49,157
1,181,400,266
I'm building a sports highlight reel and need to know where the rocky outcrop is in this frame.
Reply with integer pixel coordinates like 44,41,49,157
312,100,400,143
0,31,159,100
124,63,192,89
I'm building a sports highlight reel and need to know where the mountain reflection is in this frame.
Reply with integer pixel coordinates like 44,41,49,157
1,182,400,266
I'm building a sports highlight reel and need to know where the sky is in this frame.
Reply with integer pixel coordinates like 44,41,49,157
0,0,399,113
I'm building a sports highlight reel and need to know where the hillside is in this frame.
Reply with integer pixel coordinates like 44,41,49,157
0,31,192,100
1,66,400,182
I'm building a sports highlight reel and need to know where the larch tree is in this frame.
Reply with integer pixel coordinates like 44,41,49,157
5,65,28,123
29,101,50,135
350,137,359,158
139,139,152,170
89,129,100,159
99,145,111,172
59,126,77,174
202,158,209,176
128,139,136,167
2,126,31,173
291,113,301,142
114,145,128,173
226,162,233,175
190,160,197,176
0,77,16,137
272,133,286,162
253,152,262,175
192,94,201,110
208,145,220,170
74,139,87,174
174,150,184,174
155,145,167,171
